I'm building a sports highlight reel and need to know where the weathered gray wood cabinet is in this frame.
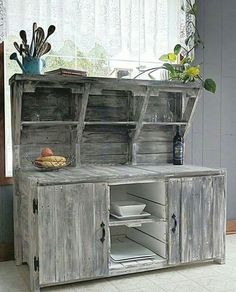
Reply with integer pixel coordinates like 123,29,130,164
10,75,226,292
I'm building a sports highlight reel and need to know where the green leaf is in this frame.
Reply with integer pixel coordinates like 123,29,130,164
162,63,175,75
174,44,182,55
204,79,216,93
159,54,169,62
192,3,197,14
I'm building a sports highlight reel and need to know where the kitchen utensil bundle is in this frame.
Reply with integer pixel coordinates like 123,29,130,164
10,22,56,74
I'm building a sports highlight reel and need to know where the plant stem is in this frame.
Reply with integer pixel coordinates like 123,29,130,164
133,66,164,79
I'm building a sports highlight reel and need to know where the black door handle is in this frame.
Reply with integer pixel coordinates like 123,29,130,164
100,222,105,243
172,213,178,233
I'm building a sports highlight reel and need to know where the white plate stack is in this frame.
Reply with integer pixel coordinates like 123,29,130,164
110,200,151,219
111,237,156,262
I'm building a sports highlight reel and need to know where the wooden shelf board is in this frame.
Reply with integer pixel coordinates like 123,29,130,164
21,121,78,126
84,121,137,125
109,215,165,227
142,122,187,126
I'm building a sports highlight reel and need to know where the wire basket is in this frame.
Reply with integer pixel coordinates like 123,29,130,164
25,154,75,171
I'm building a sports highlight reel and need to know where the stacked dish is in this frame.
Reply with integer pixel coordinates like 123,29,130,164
110,200,151,219
111,237,156,263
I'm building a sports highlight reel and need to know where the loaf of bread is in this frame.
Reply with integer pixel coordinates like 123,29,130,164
35,155,66,168
36,155,66,162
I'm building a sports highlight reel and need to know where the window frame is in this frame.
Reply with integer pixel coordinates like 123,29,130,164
0,43,13,185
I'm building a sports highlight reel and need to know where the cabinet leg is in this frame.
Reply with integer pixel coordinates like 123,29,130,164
29,268,40,292
214,257,225,264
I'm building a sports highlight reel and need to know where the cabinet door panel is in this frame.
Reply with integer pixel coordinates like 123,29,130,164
168,176,224,265
168,179,181,265
202,177,214,260
38,183,109,285
181,178,194,263
181,177,214,263
212,175,226,261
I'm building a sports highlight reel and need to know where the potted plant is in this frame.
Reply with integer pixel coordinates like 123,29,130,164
135,0,216,94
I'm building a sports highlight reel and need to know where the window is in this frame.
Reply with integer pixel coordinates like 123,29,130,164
4,0,188,176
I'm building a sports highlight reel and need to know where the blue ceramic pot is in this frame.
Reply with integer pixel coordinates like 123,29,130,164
22,56,46,74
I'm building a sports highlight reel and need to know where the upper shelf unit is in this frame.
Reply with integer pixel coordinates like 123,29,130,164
10,74,201,168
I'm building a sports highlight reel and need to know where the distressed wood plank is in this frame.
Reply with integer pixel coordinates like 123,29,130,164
28,178,40,292
181,177,193,263
133,88,151,141
213,175,226,263
168,179,181,265
201,176,214,260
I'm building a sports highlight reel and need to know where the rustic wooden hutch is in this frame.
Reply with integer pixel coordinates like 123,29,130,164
10,74,226,292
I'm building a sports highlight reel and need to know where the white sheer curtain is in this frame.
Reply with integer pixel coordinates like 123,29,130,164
2,0,185,68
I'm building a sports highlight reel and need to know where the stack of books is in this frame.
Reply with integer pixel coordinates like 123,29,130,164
45,68,87,77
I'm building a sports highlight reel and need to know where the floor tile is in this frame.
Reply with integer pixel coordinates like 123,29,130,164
155,279,209,292
145,269,187,284
0,276,29,292
0,235,236,292
192,275,236,292
70,279,119,292
175,262,223,279
108,274,157,291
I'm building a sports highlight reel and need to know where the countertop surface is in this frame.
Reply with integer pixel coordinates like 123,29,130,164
18,164,225,186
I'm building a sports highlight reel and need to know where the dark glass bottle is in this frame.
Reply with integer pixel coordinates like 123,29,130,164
173,125,184,165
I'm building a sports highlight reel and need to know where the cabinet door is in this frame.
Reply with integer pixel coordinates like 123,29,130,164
37,183,109,285
168,175,225,265
181,176,214,263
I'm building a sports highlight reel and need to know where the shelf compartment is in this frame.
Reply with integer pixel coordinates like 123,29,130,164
110,254,166,273
109,215,165,227
109,236,166,274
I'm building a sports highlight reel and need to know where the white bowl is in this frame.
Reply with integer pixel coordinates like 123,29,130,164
111,201,146,217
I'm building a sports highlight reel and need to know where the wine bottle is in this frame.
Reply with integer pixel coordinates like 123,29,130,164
173,125,184,165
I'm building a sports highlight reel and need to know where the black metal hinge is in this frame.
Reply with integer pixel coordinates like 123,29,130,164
34,256,39,271
33,199,38,214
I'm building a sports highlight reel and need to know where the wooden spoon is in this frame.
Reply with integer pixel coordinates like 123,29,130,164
34,27,45,57
38,42,51,57
13,42,21,54
37,25,56,57
29,22,37,56
19,30,27,45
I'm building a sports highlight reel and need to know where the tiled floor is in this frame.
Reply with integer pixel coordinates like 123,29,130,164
1,235,236,292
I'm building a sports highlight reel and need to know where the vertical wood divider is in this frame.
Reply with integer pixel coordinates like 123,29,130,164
184,88,203,138
75,83,91,165
12,82,23,169
130,87,151,165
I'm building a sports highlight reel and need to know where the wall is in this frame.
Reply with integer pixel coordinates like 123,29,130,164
186,0,235,219
0,185,14,261
0,185,13,243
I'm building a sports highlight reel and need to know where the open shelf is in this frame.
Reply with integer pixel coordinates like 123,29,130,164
109,236,166,273
142,122,188,126
109,216,165,227
21,121,79,126
84,121,137,126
